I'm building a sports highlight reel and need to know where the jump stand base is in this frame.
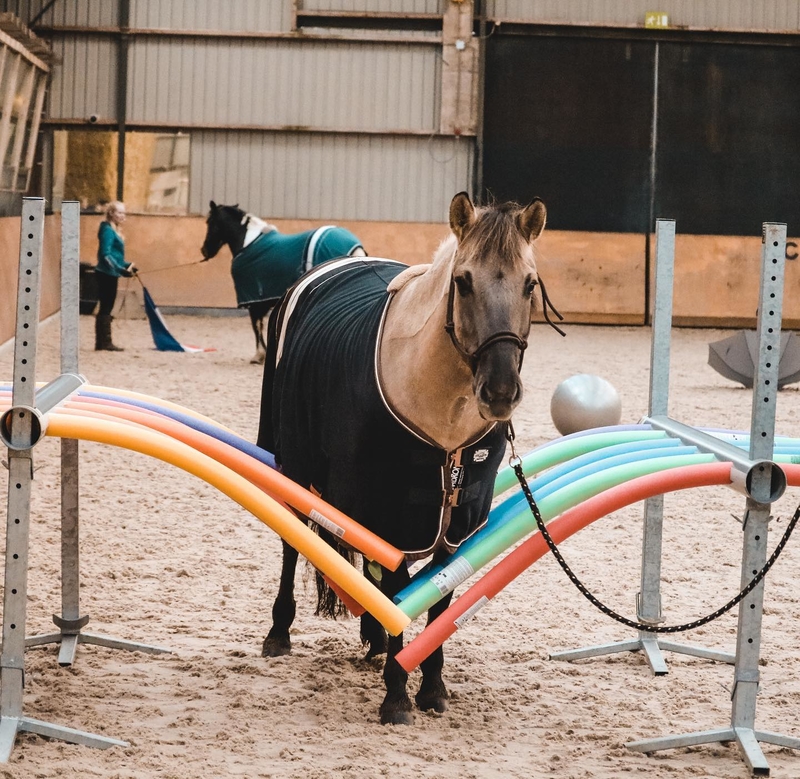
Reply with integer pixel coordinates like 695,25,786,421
549,634,734,676
627,726,800,777
25,630,172,667
0,715,127,763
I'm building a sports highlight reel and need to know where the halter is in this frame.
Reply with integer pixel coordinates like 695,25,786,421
443,274,566,373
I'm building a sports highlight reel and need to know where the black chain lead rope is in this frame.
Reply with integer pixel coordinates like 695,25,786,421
506,422,800,634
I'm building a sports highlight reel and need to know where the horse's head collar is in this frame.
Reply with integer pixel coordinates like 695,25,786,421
443,274,529,374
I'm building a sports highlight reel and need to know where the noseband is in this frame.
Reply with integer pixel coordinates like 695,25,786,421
443,274,566,373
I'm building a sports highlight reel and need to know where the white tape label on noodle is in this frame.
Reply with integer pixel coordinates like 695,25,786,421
309,510,345,539
454,596,490,629
430,557,475,595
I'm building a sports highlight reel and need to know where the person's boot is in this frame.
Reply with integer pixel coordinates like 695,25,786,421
95,314,124,351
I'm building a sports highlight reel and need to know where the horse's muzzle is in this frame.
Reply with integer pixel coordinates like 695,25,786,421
474,348,523,420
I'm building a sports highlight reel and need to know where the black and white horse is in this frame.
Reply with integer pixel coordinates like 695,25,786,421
257,193,562,724
200,201,365,363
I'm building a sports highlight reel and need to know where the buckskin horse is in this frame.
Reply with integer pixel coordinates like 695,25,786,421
200,201,365,363
257,192,563,724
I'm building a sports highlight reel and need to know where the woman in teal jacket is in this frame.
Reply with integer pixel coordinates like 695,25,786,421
95,201,136,350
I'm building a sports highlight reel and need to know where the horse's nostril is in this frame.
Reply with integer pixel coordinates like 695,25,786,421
478,379,522,413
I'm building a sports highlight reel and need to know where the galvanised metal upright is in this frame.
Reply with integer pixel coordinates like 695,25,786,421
24,201,170,663
0,198,126,761
628,223,800,776
550,219,734,671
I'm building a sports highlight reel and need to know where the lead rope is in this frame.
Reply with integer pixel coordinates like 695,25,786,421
505,421,800,633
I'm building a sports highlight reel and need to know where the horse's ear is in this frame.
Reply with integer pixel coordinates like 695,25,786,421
518,198,546,242
209,200,217,210
449,192,476,242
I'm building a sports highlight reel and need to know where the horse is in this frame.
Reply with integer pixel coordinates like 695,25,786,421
200,201,366,364
256,192,563,725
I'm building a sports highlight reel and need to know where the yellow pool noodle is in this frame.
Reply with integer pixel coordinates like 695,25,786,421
46,413,411,636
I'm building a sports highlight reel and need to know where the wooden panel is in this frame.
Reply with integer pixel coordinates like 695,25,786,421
534,230,645,324
0,215,62,348
76,214,452,311
3,215,795,348
664,233,800,328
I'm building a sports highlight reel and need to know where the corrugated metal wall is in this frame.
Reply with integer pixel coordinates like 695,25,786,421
48,35,118,120
301,1,444,12
130,0,291,33
3,0,119,26
487,0,800,30
190,130,472,222
126,39,440,131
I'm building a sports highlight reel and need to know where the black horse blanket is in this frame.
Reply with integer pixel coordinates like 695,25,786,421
231,226,362,307
257,258,507,560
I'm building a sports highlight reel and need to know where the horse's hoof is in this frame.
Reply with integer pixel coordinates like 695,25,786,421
364,640,387,661
261,635,291,657
250,354,266,365
416,682,449,713
415,692,448,713
380,707,414,726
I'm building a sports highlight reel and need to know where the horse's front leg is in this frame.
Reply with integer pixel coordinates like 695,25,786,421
415,590,454,713
262,540,299,656
360,560,388,659
379,565,414,725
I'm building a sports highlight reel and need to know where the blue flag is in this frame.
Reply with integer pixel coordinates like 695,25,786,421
142,286,214,353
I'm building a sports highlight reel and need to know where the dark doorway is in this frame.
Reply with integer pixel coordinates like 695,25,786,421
482,33,655,232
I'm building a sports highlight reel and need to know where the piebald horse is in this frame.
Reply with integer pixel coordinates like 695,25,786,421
257,192,561,725
200,201,365,363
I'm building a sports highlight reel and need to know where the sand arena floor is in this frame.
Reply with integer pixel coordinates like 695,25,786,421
0,312,799,779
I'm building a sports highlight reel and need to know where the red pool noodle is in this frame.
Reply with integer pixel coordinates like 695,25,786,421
396,462,800,672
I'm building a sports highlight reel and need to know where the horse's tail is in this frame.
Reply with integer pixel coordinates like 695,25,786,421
312,527,360,619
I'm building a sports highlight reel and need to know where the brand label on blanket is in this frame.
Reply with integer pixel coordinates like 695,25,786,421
309,509,345,539
430,557,475,595
450,466,464,491
454,596,490,629
472,448,490,463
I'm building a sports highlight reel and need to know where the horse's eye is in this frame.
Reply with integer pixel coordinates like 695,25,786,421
525,277,539,297
454,272,473,296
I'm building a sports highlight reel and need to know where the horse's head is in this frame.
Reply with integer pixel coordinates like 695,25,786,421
446,192,547,422
201,201,244,259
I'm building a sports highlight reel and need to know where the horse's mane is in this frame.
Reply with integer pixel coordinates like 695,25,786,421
465,202,533,267
433,201,532,269
216,204,277,236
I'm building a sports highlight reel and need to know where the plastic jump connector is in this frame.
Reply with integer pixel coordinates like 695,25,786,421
0,372,85,450
643,415,786,504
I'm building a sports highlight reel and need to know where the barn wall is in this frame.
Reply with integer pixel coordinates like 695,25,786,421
188,131,472,222
0,1,797,336
124,38,441,131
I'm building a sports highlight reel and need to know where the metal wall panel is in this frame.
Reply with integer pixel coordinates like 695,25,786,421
47,35,118,120
189,130,473,222
1,0,119,26
127,38,441,131
301,1,444,12
129,0,292,33
487,0,800,31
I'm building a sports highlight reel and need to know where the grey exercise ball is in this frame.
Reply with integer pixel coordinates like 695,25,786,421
550,374,622,436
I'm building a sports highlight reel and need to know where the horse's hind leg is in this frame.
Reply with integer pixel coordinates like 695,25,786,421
415,591,453,713
262,540,299,656
248,306,266,365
